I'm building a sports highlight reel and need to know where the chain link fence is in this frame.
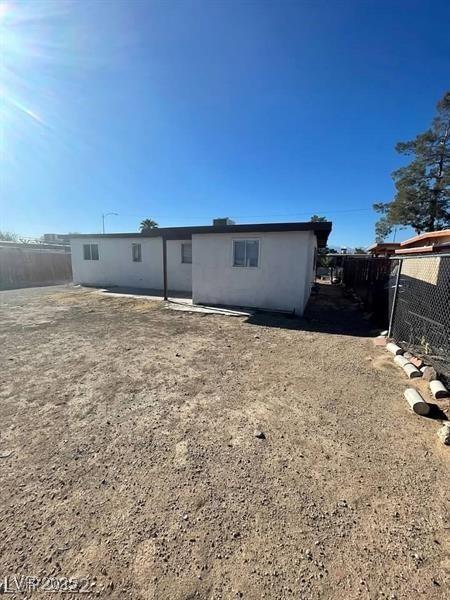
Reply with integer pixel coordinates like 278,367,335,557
389,254,450,384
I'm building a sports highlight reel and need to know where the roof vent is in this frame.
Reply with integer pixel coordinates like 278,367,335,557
213,217,235,226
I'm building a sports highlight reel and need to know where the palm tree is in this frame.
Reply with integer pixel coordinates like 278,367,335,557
139,218,159,232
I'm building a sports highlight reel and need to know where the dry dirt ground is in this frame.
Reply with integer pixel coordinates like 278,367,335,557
0,284,449,600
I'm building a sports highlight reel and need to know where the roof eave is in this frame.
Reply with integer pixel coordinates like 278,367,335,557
68,221,332,245
400,228,450,247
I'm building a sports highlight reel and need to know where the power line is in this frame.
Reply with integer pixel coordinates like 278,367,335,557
118,207,372,221
15,207,374,238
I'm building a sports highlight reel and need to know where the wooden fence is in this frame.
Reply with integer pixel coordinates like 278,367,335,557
0,245,72,290
340,256,392,325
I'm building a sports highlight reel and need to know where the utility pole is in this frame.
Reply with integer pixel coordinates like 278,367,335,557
102,212,118,234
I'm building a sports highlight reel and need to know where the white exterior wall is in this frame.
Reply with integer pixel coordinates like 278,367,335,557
167,240,192,292
192,230,316,315
303,234,317,309
70,237,192,292
71,230,318,310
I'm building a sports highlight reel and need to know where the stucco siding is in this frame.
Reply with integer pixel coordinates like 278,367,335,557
401,256,441,285
167,240,192,292
71,237,163,288
71,229,318,310
303,232,317,309
192,231,314,315
71,237,193,292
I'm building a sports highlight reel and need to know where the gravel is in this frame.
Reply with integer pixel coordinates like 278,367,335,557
0,283,449,599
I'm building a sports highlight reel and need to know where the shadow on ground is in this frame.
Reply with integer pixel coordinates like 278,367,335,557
88,283,377,337
90,286,192,300
245,282,376,337
424,403,448,421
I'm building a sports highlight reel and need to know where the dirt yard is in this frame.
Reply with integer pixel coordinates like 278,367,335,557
1,284,449,599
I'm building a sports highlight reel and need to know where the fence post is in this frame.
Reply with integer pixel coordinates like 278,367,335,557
388,259,402,338
366,259,372,304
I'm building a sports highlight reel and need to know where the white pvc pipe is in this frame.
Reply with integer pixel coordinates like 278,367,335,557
387,342,403,356
429,380,450,399
404,389,430,416
403,363,422,379
394,355,410,367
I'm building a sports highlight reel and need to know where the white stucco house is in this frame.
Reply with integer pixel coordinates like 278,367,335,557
69,219,332,315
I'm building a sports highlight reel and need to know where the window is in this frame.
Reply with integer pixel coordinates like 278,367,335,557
132,243,142,262
233,239,259,267
181,242,192,264
83,244,99,260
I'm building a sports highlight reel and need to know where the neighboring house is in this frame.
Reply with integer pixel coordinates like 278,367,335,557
367,242,401,257
394,229,450,255
388,230,450,381
69,220,332,315
42,233,71,245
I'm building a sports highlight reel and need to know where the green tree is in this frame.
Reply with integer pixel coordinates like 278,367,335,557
0,230,18,241
139,218,159,232
374,91,450,240
373,214,397,243
354,247,367,254
316,244,336,268
310,214,327,222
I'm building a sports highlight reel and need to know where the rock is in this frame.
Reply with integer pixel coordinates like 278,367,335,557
437,423,450,445
420,366,437,381
254,430,266,440
0,450,13,459
410,356,424,369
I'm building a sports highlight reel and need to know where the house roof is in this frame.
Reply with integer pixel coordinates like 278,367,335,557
69,221,332,247
399,229,450,247
393,229,450,255
366,242,401,252
395,245,437,255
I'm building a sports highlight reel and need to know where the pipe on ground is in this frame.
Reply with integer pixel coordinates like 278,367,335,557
429,380,450,399
402,363,422,379
387,342,404,356
404,389,430,416
394,355,410,368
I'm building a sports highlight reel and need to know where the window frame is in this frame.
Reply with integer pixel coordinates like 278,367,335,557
232,238,260,268
132,242,142,263
181,242,192,264
83,243,99,261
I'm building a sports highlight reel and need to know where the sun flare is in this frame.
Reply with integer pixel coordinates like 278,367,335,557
0,0,73,162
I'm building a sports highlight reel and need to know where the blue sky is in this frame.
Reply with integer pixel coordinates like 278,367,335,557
1,0,449,247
